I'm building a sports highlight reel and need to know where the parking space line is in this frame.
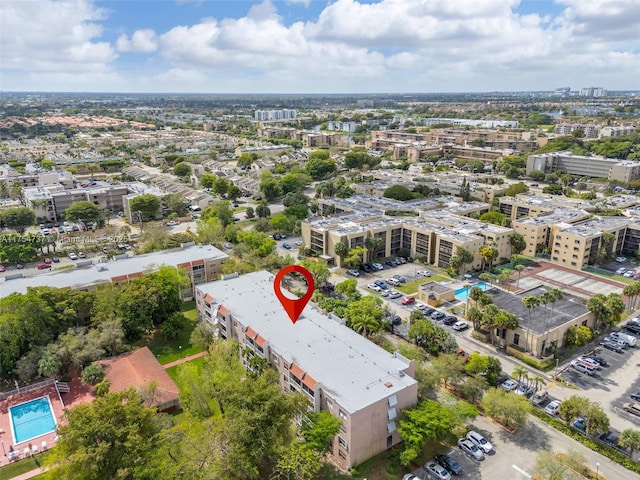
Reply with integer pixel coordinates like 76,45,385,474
512,464,532,478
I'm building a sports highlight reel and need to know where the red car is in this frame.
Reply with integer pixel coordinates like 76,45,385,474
401,296,415,305
37,263,51,270
0,264,5,272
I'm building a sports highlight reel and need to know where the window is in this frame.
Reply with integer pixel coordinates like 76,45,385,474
387,422,396,434
387,408,397,420
338,450,347,460
513,333,520,346
338,409,347,420
326,399,333,409
338,437,347,450
388,395,398,407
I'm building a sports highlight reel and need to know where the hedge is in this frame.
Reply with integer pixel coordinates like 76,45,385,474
530,407,640,474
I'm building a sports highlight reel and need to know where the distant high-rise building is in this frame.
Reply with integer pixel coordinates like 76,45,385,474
579,87,607,97
254,109,297,121
553,87,571,97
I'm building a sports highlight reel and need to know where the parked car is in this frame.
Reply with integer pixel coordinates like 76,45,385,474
389,290,402,299
570,361,596,375
282,243,291,249
347,269,360,277
467,431,493,453
544,400,561,416
390,316,402,326
616,267,627,275
514,384,534,397
393,274,406,283
500,379,519,392
16,263,24,269
600,340,624,352
616,256,627,263
416,270,432,277
401,475,417,480
165,220,180,226
434,454,462,475
37,263,51,270
603,336,626,348
423,306,436,316
371,263,384,271
531,390,549,406
384,260,396,268
431,311,446,321
573,418,587,432
68,252,78,260
630,392,640,402
583,355,608,367
401,296,416,305
452,321,468,331
295,240,302,246
102,247,109,254
380,289,391,297
625,323,640,335
78,252,86,258
623,403,640,416
576,357,600,369
610,331,637,347
457,438,484,461
51,257,60,263
443,315,458,326
386,278,400,286
0,264,5,272
367,283,382,292
374,279,387,289
425,461,452,480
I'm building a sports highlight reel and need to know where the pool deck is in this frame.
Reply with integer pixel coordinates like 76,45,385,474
0,376,94,467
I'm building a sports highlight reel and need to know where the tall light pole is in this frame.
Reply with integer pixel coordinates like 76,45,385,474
596,462,599,479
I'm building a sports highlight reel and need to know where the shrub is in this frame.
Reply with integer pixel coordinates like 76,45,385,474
81,364,105,385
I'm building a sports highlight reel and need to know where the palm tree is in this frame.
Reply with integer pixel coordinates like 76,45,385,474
364,236,384,263
619,429,640,457
522,296,540,353
531,375,546,392
349,313,381,337
0,181,9,198
511,365,528,385
514,264,525,289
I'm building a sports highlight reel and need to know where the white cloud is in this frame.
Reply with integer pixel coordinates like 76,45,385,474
116,29,159,53
0,0,116,74
2,0,638,92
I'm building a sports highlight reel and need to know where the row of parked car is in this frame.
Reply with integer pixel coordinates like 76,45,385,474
403,431,494,480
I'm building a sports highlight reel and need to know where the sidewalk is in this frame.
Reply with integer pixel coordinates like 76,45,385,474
162,351,206,369
9,467,46,480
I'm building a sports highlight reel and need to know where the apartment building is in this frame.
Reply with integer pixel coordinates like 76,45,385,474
326,121,357,133
302,205,511,270
194,270,418,470
527,152,640,182
512,209,590,256
1,243,228,300
0,169,74,190
254,109,297,121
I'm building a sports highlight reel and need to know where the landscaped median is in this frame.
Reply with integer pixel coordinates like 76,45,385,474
396,274,451,295
530,407,640,475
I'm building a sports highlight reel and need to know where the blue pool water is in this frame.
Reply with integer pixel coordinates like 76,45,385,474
455,282,490,301
9,396,56,444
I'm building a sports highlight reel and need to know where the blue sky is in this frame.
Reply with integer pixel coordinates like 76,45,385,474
1,0,638,93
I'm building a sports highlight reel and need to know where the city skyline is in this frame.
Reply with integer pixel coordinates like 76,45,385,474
1,0,639,94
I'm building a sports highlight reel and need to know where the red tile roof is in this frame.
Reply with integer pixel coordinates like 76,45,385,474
203,293,214,303
218,305,228,315
255,335,266,348
289,363,304,380
245,327,258,339
302,373,317,390
97,347,179,410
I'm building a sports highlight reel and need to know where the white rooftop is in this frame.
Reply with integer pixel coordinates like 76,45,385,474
198,270,416,413
1,244,228,296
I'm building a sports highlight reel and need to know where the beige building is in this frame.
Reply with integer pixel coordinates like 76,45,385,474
194,271,418,470
527,152,640,182
486,285,593,357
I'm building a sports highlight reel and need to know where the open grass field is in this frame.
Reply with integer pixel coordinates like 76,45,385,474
141,300,204,365
0,451,51,480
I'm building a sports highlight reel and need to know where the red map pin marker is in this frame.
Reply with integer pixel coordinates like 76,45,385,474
274,265,315,325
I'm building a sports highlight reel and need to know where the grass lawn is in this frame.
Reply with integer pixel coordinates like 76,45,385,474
397,275,451,295
141,301,204,365
165,356,205,384
0,451,51,480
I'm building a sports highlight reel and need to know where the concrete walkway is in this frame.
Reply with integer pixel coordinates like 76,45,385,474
9,467,47,480
162,350,206,369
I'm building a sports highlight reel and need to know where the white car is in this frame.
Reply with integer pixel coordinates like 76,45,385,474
386,278,400,286
500,379,518,392
425,461,452,480
544,400,561,416
616,256,627,263
380,289,391,297
416,270,431,277
166,220,180,227
68,252,78,260
466,431,493,453
616,267,626,275
389,290,402,299
78,252,86,258
367,283,382,292
295,240,302,246
452,321,468,331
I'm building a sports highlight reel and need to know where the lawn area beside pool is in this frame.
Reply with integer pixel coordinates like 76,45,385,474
141,300,204,365
396,275,451,295
0,451,51,480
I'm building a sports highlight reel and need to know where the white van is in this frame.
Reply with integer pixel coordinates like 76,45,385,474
610,331,637,347
571,360,596,376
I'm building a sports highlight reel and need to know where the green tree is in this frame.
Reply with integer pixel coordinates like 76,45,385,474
299,258,331,286
305,150,337,179
534,449,569,480
197,217,225,246
199,172,217,189
0,206,36,233
236,153,255,170
509,232,527,257
37,350,61,378
481,387,530,431
335,278,358,297
587,293,611,331
478,243,498,271
409,318,457,355
458,176,471,201
344,246,367,267
334,241,348,261
543,184,564,195
301,411,341,453
164,193,188,217
479,211,510,226
213,176,230,197
449,246,474,274
64,200,103,226
81,364,105,385
271,442,322,480
605,292,626,325
173,162,191,178
344,148,375,170
344,295,384,337
129,194,162,221
227,183,242,202
619,429,640,457
383,185,417,201
565,325,592,347
503,182,529,197
245,206,255,219
428,353,466,389
45,389,160,480
458,376,489,404
398,399,477,466
255,201,271,218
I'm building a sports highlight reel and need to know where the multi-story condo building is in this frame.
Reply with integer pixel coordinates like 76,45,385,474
600,126,637,138
326,121,357,133
1,243,228,300
527,152,640,182
194,270,418,471
0,169,75,190
254,109,297,121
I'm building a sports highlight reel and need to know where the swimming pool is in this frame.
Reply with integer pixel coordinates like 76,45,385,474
455,282,490,301
9,396,57,444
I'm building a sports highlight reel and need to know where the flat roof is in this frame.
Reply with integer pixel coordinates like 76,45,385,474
489,285,589,334
198,270,416,413
0,244,228,296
